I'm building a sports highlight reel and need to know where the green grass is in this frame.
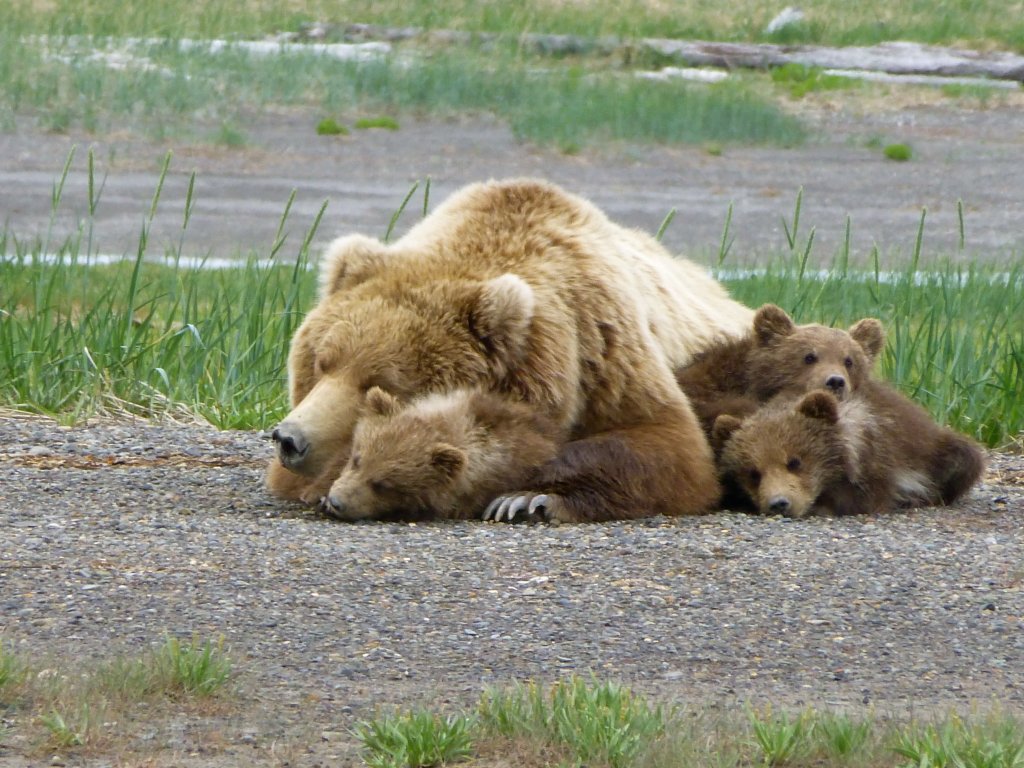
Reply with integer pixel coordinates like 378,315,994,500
10,0,1024,50
354,115,400,130
350,678,1024,768
152,635,233,697
1,165,1022,448
479,678,666,768
316,116,349,135
749,707,810,766
770,63,861,99
0,33,806,150
0,635,233,755
3,0,1022,155
353,709,476,768
884,142,913,161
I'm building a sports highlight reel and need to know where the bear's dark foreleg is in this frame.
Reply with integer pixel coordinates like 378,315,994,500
484,410,720,523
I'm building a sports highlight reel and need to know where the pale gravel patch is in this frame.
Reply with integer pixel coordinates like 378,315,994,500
1,414,1022,766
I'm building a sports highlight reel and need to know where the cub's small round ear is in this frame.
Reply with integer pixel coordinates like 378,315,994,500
365,386,400,417
466,274,535,374
754,304,795,346
798,391,839,424
430,443,467,482
849,317,885,362
711,414,744,449
318,234,389,299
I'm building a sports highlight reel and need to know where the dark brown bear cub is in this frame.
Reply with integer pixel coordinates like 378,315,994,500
713,389,986,517
675,304,885,436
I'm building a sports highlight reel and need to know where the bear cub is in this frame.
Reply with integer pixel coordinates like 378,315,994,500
713,388,986,518
675,303,885,436
322,387,562,521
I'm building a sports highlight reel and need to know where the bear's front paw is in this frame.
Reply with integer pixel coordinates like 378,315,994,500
482,493,564,524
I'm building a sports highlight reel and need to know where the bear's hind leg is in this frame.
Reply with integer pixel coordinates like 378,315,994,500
930,430,986,505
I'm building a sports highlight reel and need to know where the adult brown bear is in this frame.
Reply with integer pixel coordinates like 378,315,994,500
268,179,753,522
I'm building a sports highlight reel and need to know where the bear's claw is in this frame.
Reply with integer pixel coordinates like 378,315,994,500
483,493,558,524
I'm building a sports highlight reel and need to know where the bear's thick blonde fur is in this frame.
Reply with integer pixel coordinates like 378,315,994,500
268,179,753,521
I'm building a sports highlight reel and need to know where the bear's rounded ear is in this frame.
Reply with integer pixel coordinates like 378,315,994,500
754,304,795,346
849,317,885,363
466,274,535,370
711,414,744,449
365,386,400,417
430,443,467,482
798,391,839,424
318,234,389,299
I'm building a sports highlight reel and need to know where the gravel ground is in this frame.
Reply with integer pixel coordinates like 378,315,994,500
1,413,1022,766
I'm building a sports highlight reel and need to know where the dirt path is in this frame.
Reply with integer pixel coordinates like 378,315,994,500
3,103,1024,266
1,416,1023,767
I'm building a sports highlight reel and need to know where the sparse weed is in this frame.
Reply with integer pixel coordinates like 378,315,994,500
0,641,25,693
771,62,858,98
893,715,1024,768
479,677,667,768
353,708,476,768
884,142,913,161
214,120,247,147
316,117,349,135
354,115,400,130
39,706,92,748
814,712,873,758
153,635,232,697
749,707,810,766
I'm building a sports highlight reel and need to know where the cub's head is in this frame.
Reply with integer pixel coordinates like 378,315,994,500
269,232,535,491
713,391,847,518
749,304,884,402
321,388,469,521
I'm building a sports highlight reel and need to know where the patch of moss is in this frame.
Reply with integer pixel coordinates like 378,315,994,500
883,143,912,161
354,116,400,131
316,118,349,136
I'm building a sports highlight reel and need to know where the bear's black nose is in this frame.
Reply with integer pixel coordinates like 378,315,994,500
825,375,846,394
768,495,791,515
272,425,309,466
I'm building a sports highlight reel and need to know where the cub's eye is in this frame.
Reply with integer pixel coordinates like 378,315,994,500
369,480,387,494
844,356,854,370
748,469,762,485
786,457,802,472
803,352,818,364
350,454,361,469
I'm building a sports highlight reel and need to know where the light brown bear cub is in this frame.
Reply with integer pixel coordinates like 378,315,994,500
322,387,562,521
675,304,885,436
713,389,986,517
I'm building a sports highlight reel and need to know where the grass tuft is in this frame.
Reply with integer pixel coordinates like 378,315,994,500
353,708,476,768
354,115,400,130
749,707,810,766
884,142,913,161
479,677,666,768
0,636,235,756
153,635,232,697
316,116,349,135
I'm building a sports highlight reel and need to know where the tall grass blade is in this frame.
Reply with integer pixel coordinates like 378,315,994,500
384,181,420,243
